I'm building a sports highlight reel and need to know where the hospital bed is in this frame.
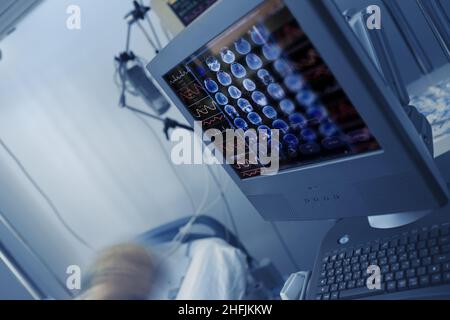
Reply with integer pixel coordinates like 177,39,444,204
136,215,251,259
135,215,284,300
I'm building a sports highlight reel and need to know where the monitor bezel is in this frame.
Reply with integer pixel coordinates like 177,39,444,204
148,0,448,220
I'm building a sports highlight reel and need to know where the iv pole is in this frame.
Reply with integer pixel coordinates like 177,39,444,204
115,1,194,140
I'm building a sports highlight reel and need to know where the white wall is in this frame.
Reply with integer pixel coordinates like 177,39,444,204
0,0,197,256
0,0,333,297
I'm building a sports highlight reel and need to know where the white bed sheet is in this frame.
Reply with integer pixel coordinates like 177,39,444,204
147,238,248,300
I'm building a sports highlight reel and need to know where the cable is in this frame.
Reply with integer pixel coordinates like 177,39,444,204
206,167,230,242
124,97,239,242
270,222,299,270
125,23,132,53
120,101,241,267
126,103,229,254
0,137,94,252
130,105,238,243
145,14,162,50
137,0,163,50
114,3,238,257
173,166,211,243
136,20,159,54
198,171,230,215
113,50,198,216
161,26,172,43
130,110,197,214
157,164,211,264
205,165,239,240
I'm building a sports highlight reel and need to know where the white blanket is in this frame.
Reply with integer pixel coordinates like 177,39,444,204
147,238,248,300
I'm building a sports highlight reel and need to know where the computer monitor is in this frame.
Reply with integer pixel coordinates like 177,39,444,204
148,0,449,221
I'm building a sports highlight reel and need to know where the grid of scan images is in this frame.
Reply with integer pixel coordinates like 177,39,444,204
164,0,381,179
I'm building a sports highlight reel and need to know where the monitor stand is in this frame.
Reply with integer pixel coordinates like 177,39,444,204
368,211,431,229
368,148,450,229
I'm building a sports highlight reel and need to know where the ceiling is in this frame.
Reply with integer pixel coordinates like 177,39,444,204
0,0,43,42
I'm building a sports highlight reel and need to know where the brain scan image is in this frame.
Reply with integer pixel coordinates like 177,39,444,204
165,0,381,179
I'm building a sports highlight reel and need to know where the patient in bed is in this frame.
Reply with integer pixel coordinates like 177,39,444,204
80,238,248,300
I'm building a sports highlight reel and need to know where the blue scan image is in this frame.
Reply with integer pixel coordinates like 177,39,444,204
262,43,281,61
237,98,254,113
244,130,258,149
272,119,289,134
235,38,251,55
230,63,247,79
299,142,321,156
284,74,304,93
220,47,236,64
196,66,207,77
319,122,338,137
301,128,318,142
283,134,299,149
243,79,256,92
258,125,272,139
234,118,249,130
215,92,229,106
284,134,300,157
257,69,275,85
248,112,263,125
274,141,286,159
267,83,286,100
289,113,307,130
206,56,221,72
204,78,219,93
252,91,268,106
274,59,293,78
228,86,242,99
217,71,232,86
296,90,317,107
280,99,296,115
322,136,346,150
246,53,263,71
224,105,239,118
306,106,328,122
262,105,278,119
249,24,269,45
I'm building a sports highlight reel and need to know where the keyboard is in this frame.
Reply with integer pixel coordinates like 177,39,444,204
315,222,450,300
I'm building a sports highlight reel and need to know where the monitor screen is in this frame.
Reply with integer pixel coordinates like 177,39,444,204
168,0,218,27
163,0,381,179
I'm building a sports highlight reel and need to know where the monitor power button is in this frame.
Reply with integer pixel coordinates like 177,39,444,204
338,235,350,245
